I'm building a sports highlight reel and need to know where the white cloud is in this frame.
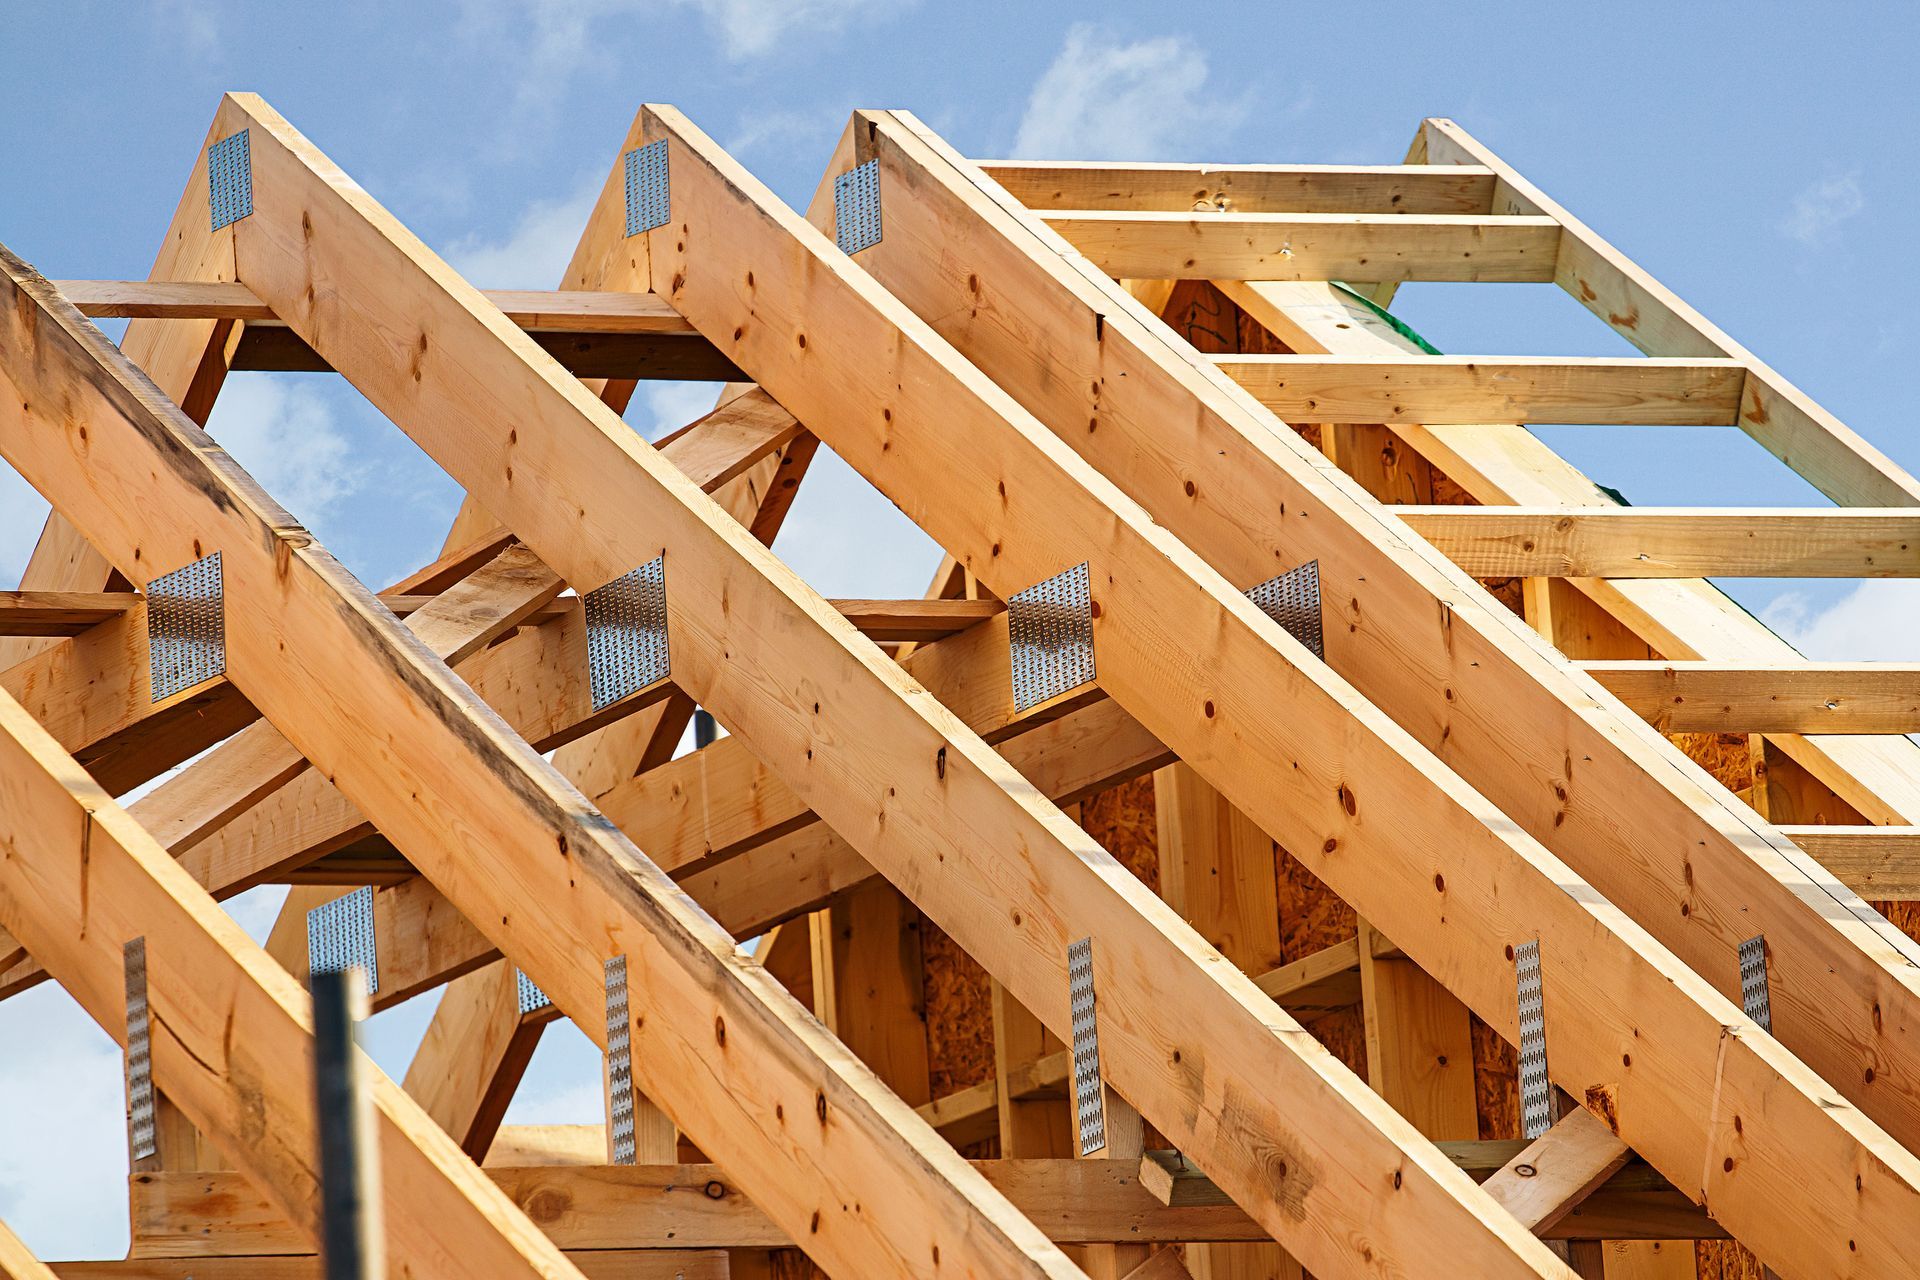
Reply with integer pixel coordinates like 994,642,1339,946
1764,580,1920,660
203,376,362,524
1012,24,1247,161
1780,172,1865,245
445,177,601,289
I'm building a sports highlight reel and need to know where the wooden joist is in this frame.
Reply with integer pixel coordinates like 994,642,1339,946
1214,354,1749,426
978,161,1499,214
0,591,131,636
57,1258,725,1280
1783,827,1920,899
130,1154,1722,1253
1037,210,1561,281
1586,660,1920,733
1400,506,1920,577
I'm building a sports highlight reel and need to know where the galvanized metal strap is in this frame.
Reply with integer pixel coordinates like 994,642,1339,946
124,937,157,1163
1738,934,1772,1033
1515,938,1553,1140
147,551,227,702
624,140,670,237
1067,936,1106,1156
207,130,253,231
605,954,636,1165
1245,559,1324,660
1009,561,1095,713
834,160,883,255
307,886,379,997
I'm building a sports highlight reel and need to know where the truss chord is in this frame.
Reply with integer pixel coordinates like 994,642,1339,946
1007,561,1095,712
123,936,157,1163
307,886,378,997
145,551,226,702
582,555,670,711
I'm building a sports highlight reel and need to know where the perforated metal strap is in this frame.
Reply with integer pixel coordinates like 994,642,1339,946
1009,562,1095,713
605,955,636,1165
1245,559,1324,660
1738,934,1772,1033
147,551,227,702
624,140,670,237
124,938,157,1162
516,968,552,1016
207,130,253,231
834,160,883,255
1515,939,1553,1139
1067,937,1106,1155
307,886,378,997
583,555,670,711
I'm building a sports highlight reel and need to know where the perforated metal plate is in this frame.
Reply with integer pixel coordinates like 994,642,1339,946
516,968,552,1016
124,938,157,1162
207,130,253,231
307,886,378,997
1009,562,1095,713
1515,939,1553,1139
583,555,670,710
1738,934,1772,1033
1246,559,1324,660
624,140,670,237
605,955,636,1165
834,160,883,255
147,551,226,703
1067,937,1106,1156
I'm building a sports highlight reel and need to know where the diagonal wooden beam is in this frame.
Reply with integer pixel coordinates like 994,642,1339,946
0,1218,57,1280
0,230,1076,1280
813,111,1920,1274
217,93,1563,1278
0,686,580,1278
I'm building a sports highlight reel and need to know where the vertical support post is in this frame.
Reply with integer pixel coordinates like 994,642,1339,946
311,966,384,1280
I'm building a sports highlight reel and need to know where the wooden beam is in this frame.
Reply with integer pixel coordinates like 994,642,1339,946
0,687,582,1279
1214,355,1748,426
0,1217,57,1280
130,1153,1722,1252
1,207,1071,1280
1480,1109,1634,1234
1398,506,1920,578
0,592,131,637
1779,827,1920,899
976,162,1499,214
55,1258,726,1280
1583,660,1920,733
53,281,689,329
1037,210,1560,282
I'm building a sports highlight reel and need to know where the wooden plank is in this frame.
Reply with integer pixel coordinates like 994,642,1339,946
1038,210,1560,282
1780,827,1920,899
0,1217,58,1280
1480,1109,1633,1233
52,281,695,331
849,111,1920,1274
1214,355,1747,426
1583,660,1920,734
1419,118,1920,509
1,223,1070,1280
130,1154,1722,1252
0,591,132,636
977,162,1498,214
55,1257,727,1280
229,324,743,381
0,688,581,1279
1399,506,1920,578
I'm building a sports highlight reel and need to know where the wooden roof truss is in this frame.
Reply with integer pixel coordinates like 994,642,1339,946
0,94,1917,1278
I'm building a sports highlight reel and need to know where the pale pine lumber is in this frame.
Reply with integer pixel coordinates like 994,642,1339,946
854,111,1920,1274
0,1218,57,1280
0,225,1073,1280
977,162,1498,214
1583,660,1920,733
0,592,130,636
1480,1109,1634,1233
57,1257,725,1280
219,93,1548,1279
0,688,581,1279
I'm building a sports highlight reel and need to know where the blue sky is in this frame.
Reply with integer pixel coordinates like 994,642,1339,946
1,0,1917,1258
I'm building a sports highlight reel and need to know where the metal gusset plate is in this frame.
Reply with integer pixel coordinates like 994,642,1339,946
124,938,157,1162
1068,936,1106,1156
307,886,378,997
516,968,553,1016
1245,559,1324,660
1009,561,1095,713
147,551,226,702
834,160,883,255
1738,934,1772,1033
624,140,670,237
605,955,636,1165
1515,939,1553,1139
207,130,253,231
583,554,670,711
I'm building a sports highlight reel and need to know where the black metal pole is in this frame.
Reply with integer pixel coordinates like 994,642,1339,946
311,967,384,1280
694,707,717,748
